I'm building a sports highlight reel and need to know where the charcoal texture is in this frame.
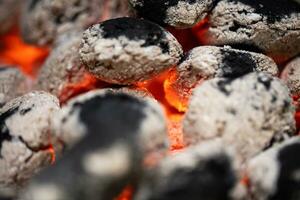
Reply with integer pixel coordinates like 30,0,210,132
183,72,296,163
0,66,29,107
0,0,20,35
80,17,183,85
202,0,300,61
22,90,168,200
281,57,300,97
0,91,60,186
165,46,278,111
134,140,242,200
129,0,217,28
247,137,300,200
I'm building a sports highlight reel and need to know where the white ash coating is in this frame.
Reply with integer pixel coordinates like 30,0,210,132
0,67,30,106
129,0,216,28
203,0,300,61
35,33,86,97
281,57,300,97
134,140,244,200
21,0,103,46
165,46,278,109
0,0,20,34
0,91,60,186
246,136,300,200
79,17,183,85
52,89,168,156
183,72,296,163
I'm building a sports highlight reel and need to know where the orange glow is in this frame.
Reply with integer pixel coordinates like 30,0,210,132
0,26,49,77
294,96,300,132
191,17,210,45
48,145,56,165
115,186,134,200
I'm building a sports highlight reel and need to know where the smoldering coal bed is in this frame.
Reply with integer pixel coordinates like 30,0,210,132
0,0,300,200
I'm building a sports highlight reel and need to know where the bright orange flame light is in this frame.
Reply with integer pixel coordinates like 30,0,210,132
0,26,49,77
115,186,134,200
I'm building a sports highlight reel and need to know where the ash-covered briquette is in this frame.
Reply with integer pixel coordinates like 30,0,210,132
246,136,300,200
0,0,20,35
22,90,168,200
79,17,183,85
35,32,86,97
183,72,296,163
134,140,244,200
202,0,300,61
0,66,29,107
165,46,278,110
0,91,60,186
129,0,216,28
21,0,128,46
281,57,300,97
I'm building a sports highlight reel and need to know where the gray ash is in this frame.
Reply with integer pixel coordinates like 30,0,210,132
80,17,182,85
281,57,300,97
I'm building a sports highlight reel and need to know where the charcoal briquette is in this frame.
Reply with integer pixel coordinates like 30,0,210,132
281,57,300,97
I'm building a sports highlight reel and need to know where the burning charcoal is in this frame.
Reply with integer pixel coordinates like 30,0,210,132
134,140,244,200
281,57,300,97
0,66,29,107
21,0,104,46
36,33,86,97
129,0,216,28
246,136,300,200
79,17,183,85
165,46,278,111
0,91,60,186
183,72,296,163
22,90,168,200
201,0,300,61
0,0,20,35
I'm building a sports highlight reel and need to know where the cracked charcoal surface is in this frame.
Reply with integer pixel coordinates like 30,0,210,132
79,17,183,85
0,91,60,186
165,46,278,110
23,90,168,200
36,33,86,97
21,0,128,46
183,72,296,163
247,137,300,200
129,0,217,28
0,0,20,35
134,140,241,200
203,0,300,61
281,57,300,97
0,66,29,107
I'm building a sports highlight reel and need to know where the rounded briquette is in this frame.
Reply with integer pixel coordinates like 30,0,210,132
134,140,244,200
0,66,30,107
0,91,60,186
165,46,278,111
129,0,217,28
35,32,86,97
183,72,296,163
22,90,168,200
21,0,103,46
79,17,183,85
246,136,300,200
202,0,300,61
281,57,300,97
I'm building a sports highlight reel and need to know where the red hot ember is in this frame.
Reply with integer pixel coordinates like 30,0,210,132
79,17,183,85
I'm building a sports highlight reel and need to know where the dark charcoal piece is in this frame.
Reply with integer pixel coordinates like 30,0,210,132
23,90,168,200
0,66,29,107
80,17,183,85
164,46,278,111
183,72,296,163
0,0,20,35
0,91,60,186
281,57,300,97
21,0,128,46
202,0,300,62
247,136,300,200
134,140,242,200
129,0,217,28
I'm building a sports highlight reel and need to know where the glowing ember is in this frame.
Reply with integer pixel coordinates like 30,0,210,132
115,186,134,200
0,26,49,77
191,17,210,45
48,145,56,165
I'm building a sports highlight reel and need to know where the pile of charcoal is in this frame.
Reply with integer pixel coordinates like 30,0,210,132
0,0,300,200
